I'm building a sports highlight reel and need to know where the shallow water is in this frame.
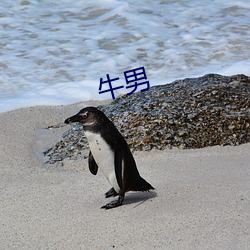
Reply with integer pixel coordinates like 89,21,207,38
0,0,250,112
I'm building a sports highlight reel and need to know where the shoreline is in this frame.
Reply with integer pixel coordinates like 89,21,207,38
0,102,249,249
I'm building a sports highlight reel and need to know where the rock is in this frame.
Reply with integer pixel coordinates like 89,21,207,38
43,74,250,164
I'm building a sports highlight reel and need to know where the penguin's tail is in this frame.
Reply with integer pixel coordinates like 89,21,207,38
132,176,154,192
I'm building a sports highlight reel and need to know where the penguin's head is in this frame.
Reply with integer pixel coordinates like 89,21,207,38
65,107,109,129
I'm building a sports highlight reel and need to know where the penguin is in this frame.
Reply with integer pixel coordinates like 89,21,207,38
65,107,154,209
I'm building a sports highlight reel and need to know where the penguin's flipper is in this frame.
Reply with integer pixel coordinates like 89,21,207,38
114,146,124,190
88,151,98,175
105,187,118,198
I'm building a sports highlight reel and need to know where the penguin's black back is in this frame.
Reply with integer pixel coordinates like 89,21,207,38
101,119,154,192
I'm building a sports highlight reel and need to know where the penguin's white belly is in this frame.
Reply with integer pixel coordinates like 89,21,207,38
85,131,120,193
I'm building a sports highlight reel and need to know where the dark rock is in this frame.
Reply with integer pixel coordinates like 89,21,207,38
43,74,250,164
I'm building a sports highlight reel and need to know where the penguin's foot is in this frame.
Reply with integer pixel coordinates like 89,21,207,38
101,196,124,209
105,187,118,198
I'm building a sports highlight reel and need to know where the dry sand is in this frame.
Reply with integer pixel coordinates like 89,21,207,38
0,101,249,249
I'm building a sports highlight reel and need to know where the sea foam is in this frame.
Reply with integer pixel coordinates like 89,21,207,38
0,0,249,112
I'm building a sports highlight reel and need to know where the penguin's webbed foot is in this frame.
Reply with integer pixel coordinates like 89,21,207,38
101,196,124,209
105,187,118,198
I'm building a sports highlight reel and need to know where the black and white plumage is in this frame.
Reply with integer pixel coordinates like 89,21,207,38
65,107,154,209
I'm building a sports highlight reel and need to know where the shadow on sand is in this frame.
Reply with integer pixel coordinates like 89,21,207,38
122,190,157,208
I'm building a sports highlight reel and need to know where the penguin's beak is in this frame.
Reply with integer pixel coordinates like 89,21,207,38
64,114,81,124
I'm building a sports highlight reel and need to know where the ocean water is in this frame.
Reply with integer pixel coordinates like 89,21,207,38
0,0,250,112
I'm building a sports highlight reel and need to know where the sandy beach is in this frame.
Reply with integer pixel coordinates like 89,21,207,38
0,101,249,249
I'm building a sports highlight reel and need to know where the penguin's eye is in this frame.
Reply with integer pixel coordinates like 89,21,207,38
79,112,88,119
